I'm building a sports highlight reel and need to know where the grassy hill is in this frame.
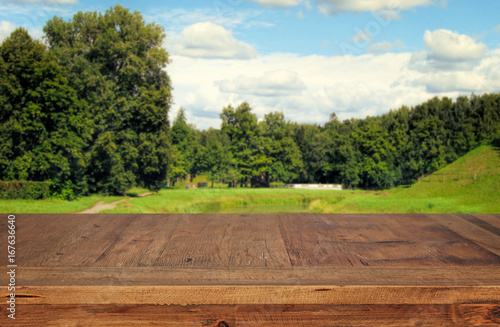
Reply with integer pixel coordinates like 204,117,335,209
328,145,500,213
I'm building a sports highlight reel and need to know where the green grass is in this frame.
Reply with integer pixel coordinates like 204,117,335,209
1,145,498,214
0,186,150,213
103,188,348,213
436,145,499,173
0,194,123,213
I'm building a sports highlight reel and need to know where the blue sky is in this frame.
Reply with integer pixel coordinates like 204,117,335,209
1,0,499,129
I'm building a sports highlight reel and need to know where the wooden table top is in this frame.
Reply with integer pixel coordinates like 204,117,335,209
1,213,499,326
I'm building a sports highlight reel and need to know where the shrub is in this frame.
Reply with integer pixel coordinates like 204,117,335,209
0,181,52,200
51,181,77,201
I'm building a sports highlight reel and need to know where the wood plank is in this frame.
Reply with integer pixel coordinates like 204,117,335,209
429,214,500,257
457,214,500,237
14,266,500,286
6,285,500,305
1,213,500,326
91,214,181,267
9,214,139,266
155,214,291,267
471,214,500,232
6,214,113,266
2,304,499,327
0,214,181,267
278,214,500,267
278,213,362,266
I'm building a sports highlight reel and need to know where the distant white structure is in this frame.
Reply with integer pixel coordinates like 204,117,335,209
285,184,343,190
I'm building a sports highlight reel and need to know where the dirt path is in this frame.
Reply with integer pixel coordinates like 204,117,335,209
79,192,153,214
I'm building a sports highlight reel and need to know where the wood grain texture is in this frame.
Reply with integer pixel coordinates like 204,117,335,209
471,214,500,233
428,214,500,257
13,266,500,286
277,214,500,267
7,285,500,305
154,214,291,267
1,213,499,326
1,304,499,326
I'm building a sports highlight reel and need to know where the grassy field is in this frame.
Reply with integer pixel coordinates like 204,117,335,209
1,145,498,214
103,188,348,213
0,187,149,214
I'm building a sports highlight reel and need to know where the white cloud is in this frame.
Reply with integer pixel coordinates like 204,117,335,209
0,20,16,42
495,24,500,33
296,10,304,19
2,0,77,4
368,40,405,54
168,52,433,129
316,0,432,15
168,22,257,60
423,29,487,62
165,26,500,130
404,31,500,95
216,70,306,97
411,72,486,93
169,47,500,130
247,0,302,7
409,29,488,72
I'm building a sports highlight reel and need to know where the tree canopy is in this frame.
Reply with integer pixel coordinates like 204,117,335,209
0,6,172,197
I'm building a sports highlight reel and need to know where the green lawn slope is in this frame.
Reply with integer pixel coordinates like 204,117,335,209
329,145,500,213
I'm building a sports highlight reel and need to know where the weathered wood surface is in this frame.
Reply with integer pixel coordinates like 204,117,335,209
1,213,499,326
4,305,500,326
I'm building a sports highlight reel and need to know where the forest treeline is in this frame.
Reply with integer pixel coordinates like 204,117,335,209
172,95,500,189
0,6,499,198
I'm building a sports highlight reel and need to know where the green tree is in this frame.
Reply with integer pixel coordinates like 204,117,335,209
261,112,303,183
0,28,91,197
198,129,233,187
170,108,198,179
44,5,172,193
353,119,397,188
324,115,360,187
471,93,500,144
220,102,270,186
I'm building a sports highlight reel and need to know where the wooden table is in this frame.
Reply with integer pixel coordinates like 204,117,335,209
1,214,500,326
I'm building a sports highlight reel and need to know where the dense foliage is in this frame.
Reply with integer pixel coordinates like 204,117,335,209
0,181,51,200
0,6,172,197
188,96,498,189
0,6,498,198
170,97,499,189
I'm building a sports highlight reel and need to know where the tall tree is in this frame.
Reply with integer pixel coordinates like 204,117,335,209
261,112,303,183
44,5,172,193
0,28,91,197
170,108,197,180
198,129,234,187
220,102,270,186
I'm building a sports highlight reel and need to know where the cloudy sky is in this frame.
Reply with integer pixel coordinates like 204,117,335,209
1,0,499,129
